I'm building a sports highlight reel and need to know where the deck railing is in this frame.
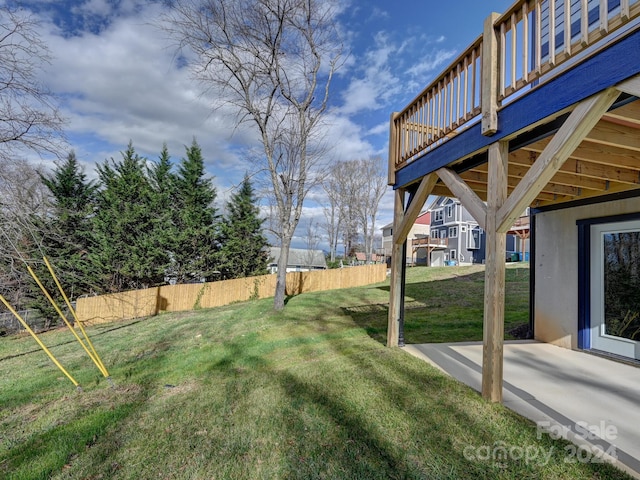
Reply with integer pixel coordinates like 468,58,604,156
389,0,640,183
411,237,448,248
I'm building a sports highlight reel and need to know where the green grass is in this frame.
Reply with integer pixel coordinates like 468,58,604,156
349,264,530,344
0,265,632,479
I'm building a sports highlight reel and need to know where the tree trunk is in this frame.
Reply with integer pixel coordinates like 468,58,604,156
274,239,291,310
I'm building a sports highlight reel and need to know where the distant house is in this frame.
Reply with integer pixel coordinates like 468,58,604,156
382,210,433,265
383,197,528,266
353,252,384,264
268,247,327,273
427,196,488,266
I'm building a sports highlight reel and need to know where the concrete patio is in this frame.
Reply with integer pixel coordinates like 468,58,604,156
405,340,640,479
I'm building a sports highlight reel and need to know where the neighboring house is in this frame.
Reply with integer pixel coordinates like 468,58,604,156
383,197,528,267
353,252,384,264
268,247,327,273
382,210,435,265
427,196,489,266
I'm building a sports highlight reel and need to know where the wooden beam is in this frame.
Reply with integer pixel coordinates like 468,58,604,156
533,183,640,208
473,159,608,191
482,141,508,403
464,166,585,197
436,167,487,229
388,112,400,186
394,174,438,245
584,120,640,153
387,188,406,347
481,13,500,136
522,137,640,171
497,88,620,232
616,75,640,98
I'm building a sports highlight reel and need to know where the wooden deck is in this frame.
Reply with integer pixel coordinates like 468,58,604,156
390,0,640,206
387,0,640,403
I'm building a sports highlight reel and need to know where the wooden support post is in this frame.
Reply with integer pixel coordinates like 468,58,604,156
388,112,400,186
387,188,406,347
436,167,488,229
481,13,500,136
496,88,620,232
616,74,640,98
395,174,438,243
482,141,509,402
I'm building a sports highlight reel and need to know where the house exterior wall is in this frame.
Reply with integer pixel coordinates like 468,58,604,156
534,196,640,350
381,222,430,264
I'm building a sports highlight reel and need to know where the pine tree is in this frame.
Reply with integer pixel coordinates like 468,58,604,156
173,138,219,282
90,142,170,292
219,174,268,279
147,143,179,280
37,151,97,299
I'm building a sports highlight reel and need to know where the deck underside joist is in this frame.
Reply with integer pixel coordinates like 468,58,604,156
427,98,640,209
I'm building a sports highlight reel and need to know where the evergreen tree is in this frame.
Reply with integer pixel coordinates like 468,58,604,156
37,151,97,299
173,138,219,282
147,143,179,279
90,142,170,292
219,174,268,279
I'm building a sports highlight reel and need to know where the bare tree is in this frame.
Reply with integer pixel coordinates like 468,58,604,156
323,158,386,261
302,218,320,270
322,173,342,263
356,157,387,262
0,6,66,161
0,158,52,309
164,0,343,310
323,160,359,258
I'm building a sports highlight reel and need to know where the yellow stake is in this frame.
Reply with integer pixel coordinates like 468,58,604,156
27,265,108,378
42,257,110,378
0,294,80,388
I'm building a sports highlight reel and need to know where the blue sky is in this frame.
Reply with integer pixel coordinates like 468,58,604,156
15,0,514,248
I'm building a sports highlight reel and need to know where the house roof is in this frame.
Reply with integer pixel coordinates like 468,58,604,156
354,252,382,262
268,247,327,268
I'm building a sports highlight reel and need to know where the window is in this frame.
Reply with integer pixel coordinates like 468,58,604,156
450,249,457,260
434,210,443,222
468,228,481,250
449,226,458,238
461,226,467,233
441,229,447,239
444,252,449,261
431,230,438,239
446,205,454,217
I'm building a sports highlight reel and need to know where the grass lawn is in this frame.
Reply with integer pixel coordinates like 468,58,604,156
0,264,632,479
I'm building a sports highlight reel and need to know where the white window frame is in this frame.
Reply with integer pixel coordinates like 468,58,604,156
468,229,481,250
449,226,458,238
431,230,438,239
440,229,447,239
450,249,457,260
446,205,454,217
461,225,467,233
434,210,443,222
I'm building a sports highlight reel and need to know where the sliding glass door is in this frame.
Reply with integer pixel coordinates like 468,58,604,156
590,220,640,360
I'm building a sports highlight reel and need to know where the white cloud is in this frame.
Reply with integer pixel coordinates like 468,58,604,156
405,48,457,78
33,3,259,184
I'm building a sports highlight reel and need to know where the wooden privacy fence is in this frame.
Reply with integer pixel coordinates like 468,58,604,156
76,264,388,325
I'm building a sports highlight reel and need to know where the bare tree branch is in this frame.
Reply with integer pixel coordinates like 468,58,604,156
0,6,66,161
163,0,343,309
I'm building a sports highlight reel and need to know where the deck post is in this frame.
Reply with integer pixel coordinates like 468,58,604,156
388,112,400,186
387,187,406,347
481,13,500,136
482,141,509,402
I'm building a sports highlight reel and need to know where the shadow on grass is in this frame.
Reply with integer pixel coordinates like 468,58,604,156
202,313,627,479
344,266,530,346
